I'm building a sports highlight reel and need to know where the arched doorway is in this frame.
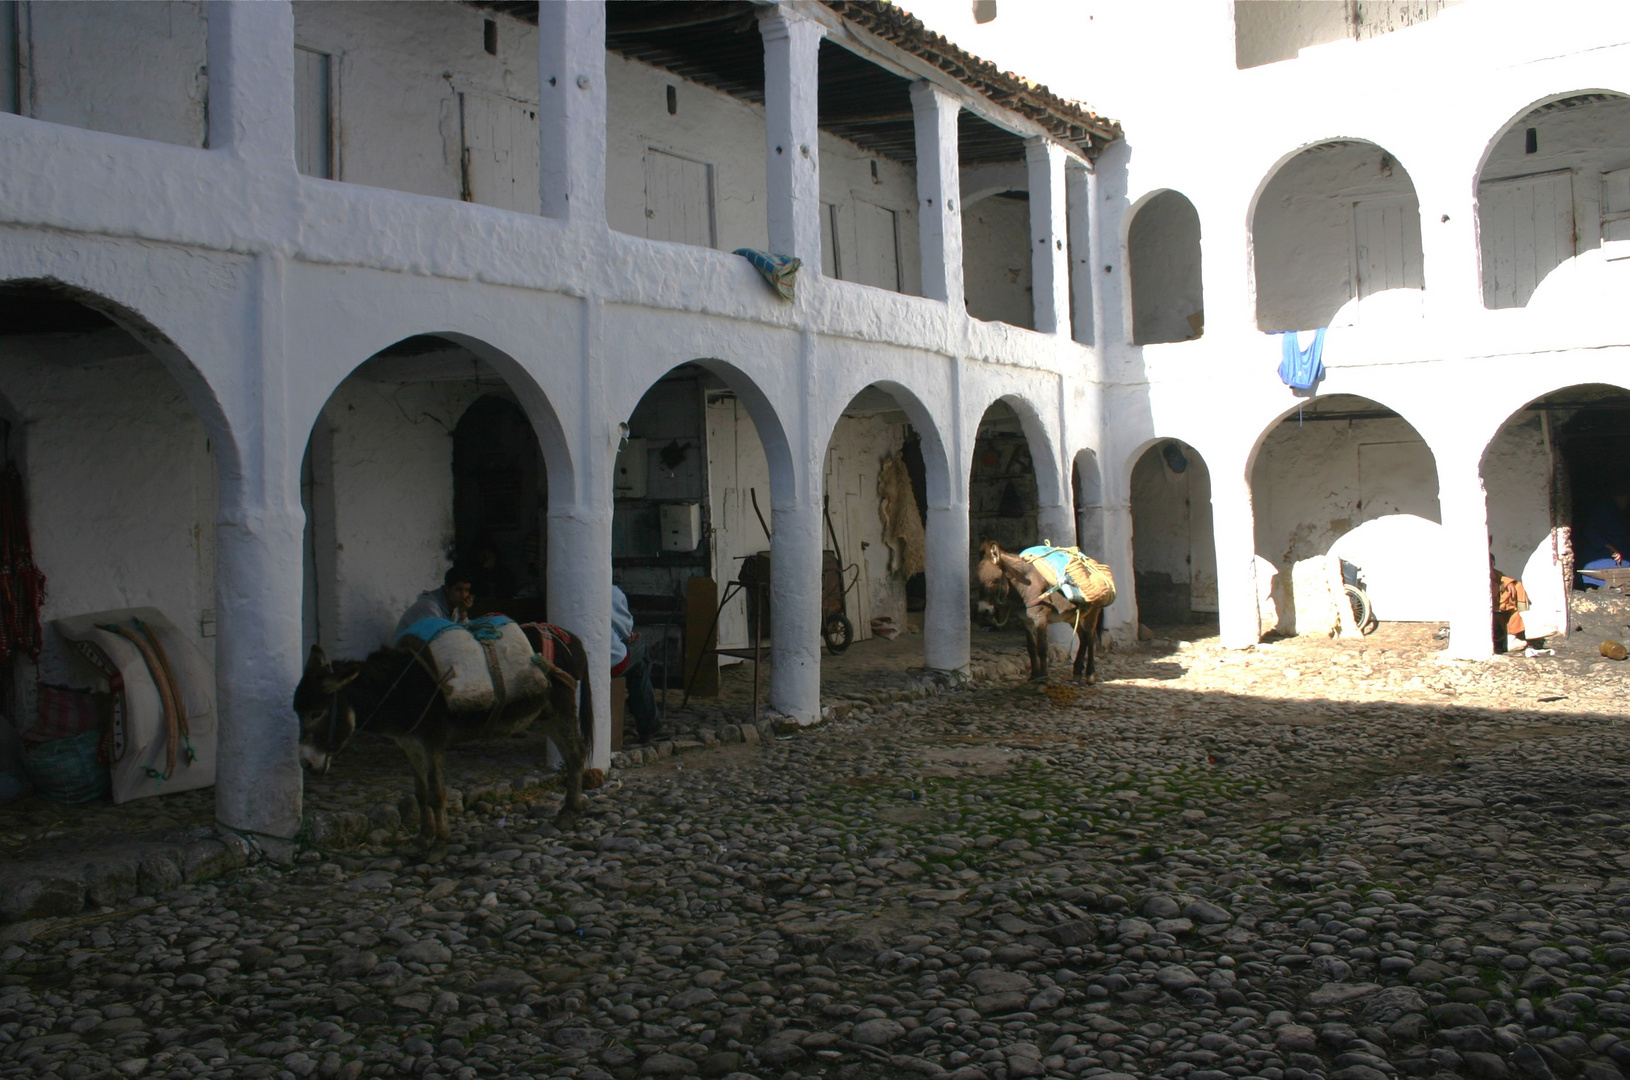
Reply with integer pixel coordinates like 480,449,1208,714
1478,92,1630,309
1074,448,1106,556
0,281,221,803
301,335,549,657
819,383,941,658
1252,140,1424,330
1250,394,1439,636
1130,439,1216,630
1128,190,1204,344
970,400,1040,554
1482,384,1630,654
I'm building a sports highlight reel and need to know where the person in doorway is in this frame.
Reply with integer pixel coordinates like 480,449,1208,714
392,566,474,642
611,584,659,743
1578,493,1629,588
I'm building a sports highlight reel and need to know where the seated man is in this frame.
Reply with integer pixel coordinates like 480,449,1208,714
392,566,474,643
610,585,658,743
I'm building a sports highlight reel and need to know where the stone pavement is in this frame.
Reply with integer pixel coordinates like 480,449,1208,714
2,612,1629,1080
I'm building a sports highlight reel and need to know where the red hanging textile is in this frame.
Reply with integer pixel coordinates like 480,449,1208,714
0,460,46,662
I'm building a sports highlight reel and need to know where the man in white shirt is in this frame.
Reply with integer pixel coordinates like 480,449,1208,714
392,566,474,643
610,585,658,742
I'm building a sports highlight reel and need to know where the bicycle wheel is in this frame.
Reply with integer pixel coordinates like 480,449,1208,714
1343,584,1375,634
823,614,853,654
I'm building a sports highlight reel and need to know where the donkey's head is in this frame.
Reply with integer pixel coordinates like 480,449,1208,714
293,645,361,774
973,539,1011,620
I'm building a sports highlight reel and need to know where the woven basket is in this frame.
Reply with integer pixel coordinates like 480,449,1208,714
22,729,110,805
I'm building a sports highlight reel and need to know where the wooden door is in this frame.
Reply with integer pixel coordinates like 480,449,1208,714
851,201,902,292
645,148,715,247
1480,170,1575,308
461,93,540,214
1352,196,1424,298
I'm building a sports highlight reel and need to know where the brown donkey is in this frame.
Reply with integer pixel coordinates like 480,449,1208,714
976,540,1112,684
293,626,593,849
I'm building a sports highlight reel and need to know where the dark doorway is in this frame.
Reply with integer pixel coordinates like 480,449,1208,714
453,394,546,612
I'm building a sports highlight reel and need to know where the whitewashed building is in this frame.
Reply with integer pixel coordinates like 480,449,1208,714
1,0,1625,841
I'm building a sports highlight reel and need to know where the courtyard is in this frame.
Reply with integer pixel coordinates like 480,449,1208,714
2,612,1628,1080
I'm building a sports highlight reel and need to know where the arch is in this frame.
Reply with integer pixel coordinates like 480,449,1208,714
1126,189,1204,345
1248,139,1424,331
1475,90,1630,309
297,329,576,508
299,333,568,655
0,276,239,481
1249,393,1442,631
1480,382,1630,652
1128,438,1216,626
0,281,225,796
1072,447,1106,555
966,390,1065,511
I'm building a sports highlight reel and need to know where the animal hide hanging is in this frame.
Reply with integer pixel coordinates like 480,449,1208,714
877,453,926,580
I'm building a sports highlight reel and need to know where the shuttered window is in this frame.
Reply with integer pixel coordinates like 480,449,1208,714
294,46,332,179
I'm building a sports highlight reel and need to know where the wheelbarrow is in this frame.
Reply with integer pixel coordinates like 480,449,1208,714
822,497,860,653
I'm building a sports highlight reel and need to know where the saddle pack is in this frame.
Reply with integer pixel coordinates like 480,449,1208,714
1018,544,1117,608
396,616,563,725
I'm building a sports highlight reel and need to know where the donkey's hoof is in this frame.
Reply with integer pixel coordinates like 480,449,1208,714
1029,672,1049,683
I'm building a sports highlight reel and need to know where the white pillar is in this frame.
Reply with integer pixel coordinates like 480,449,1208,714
206,0,295,167
215,509,305,839
759,5,825,266
547,297,612,768
911,81,964,309
1026,138,1071,337
215,254,303,840
1209,468,1261,650
1066,162,1094,346
547,510,612,768
1418,177,1484,321
923,504,971,672
770,473,823,723
1439,453,1495,660
538,0,607,227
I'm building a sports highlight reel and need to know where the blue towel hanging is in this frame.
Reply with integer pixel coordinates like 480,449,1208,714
1277,328,1327,390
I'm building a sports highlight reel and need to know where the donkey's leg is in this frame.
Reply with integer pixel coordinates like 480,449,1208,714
1031,615,1050,681
549,681,589,824
399,740,436,844
1082,607,1100,685
428,748,451,842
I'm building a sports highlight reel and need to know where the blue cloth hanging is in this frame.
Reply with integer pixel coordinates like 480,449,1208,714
1277,328,1327,390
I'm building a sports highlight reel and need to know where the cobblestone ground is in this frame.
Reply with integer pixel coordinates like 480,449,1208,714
3,612,1630,1080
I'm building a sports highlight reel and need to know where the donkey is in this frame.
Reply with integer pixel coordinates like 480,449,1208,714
293,628,594,847
976,539,1110,685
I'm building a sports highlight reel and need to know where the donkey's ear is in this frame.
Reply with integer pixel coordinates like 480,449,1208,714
319,670,359,696
306,644,328,673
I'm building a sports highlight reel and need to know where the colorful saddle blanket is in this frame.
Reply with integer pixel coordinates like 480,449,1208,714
1018,545,1117,608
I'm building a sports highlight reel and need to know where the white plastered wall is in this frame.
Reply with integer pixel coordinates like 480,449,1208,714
962,194,1033,328
310,373,494,656
1481,409,1558,581
1251,408,1440,570
18,0,208,148
1128,190,1204,345
0,334,217,752
1253,141,1423,332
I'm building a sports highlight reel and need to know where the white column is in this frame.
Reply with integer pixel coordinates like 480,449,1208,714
547,510,612,768
1439,452,1495,660
1418,176,1484,321
1066,162,1094,346
911,81,964,309
770,474,823,723
206,0,295,167
1209,468,1261,650
538,0,607,227
547,297,612,768
215,254,302,840
924,505,970,671
215,510,305,839
759,6,825,266
1026,138,1071,337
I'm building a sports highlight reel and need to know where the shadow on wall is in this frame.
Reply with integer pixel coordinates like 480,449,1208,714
1129,190,1204,345
1130,439,1216,626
